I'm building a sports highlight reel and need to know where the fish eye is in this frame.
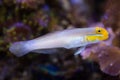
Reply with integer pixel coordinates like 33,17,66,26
98,30,101,32
95,27,103,34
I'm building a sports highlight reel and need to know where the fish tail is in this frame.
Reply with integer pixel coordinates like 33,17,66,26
9,41,30,57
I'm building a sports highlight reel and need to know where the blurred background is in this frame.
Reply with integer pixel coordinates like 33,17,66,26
0,0,120,80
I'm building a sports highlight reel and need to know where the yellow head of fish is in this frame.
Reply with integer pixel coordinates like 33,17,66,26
86,27,109,42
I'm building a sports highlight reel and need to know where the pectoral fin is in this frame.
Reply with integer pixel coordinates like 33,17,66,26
74,46,86,55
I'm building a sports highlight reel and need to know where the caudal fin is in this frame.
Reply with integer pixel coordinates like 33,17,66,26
9,41,30,57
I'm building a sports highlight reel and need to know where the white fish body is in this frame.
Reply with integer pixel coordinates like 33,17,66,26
9,27,100,57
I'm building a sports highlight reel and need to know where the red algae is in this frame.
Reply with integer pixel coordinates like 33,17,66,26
81,43,120,76
91,45,120,76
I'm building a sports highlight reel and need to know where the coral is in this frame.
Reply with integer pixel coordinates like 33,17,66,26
102,0,120,32
5,22,32,42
